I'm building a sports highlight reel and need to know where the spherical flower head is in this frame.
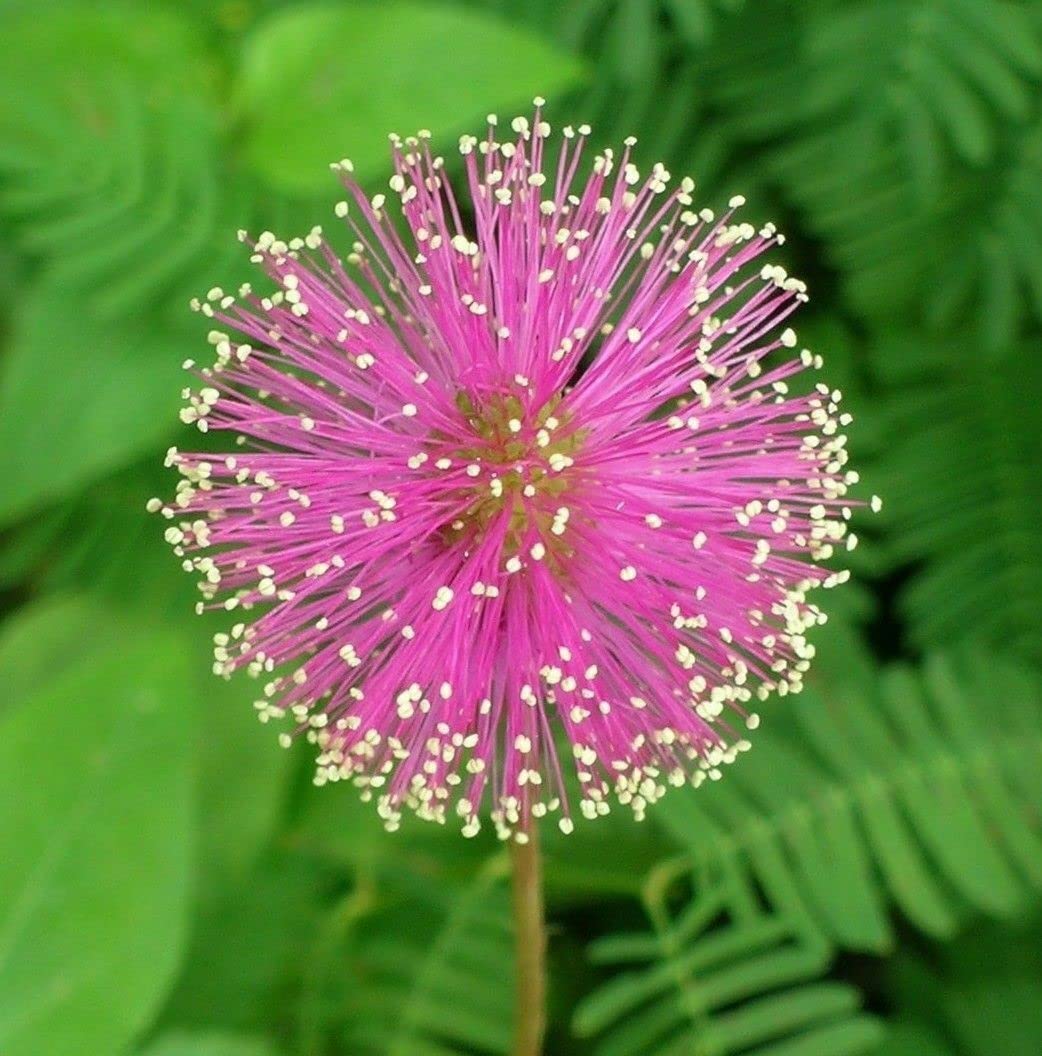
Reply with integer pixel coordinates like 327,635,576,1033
156,102,869,839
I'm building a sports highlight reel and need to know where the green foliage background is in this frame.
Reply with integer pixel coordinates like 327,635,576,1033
1,1,1040,1054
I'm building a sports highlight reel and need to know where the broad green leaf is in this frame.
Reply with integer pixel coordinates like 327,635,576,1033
0,594,108,718
0,628,196,1056
138,1030,277,1056
159,850,332,1034
0,4,228,317
236,1,586,192
194,670,293,887
0,3,213,105
0,493,290,885
0,281,189,523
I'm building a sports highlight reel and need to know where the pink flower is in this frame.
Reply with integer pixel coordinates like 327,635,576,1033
157,102,863,839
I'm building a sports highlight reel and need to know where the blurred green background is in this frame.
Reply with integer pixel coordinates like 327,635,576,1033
2,1,1041,1055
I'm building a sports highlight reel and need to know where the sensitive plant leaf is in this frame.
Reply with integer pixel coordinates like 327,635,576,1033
336,862,515,1055
704,0,1042,342
887,918,1042,1056
574,865,883,1056
826,107,1042,349
869,336,1042,663
603,0,663,83
783,0,1041,172
542,808,672,901
783,655,1034,934
937,958,1042,1056
655,647,1042,952
236,1,586,192
698,1,815,142
662,0,734,47
0,281,189,523
488,0,752,206
0,627,196,1056
921,110,1042,347
875,1021,955,1056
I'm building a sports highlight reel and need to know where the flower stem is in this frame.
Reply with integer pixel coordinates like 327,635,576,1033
510,826,547,1056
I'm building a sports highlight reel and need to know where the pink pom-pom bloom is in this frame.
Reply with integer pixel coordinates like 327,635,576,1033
158,103,864,839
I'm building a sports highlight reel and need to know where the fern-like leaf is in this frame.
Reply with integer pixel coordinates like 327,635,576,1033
918,109,1042,348
653,647,1042,953
702,0,1042,343
337,861,515,1056
772,101,1042,349
875,1021,955,1056
573,860,883,1055
869,338,1042,662
461,0,754,205
886,916,1042,1055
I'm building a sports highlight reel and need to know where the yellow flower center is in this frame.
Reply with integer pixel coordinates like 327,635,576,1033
438,391,587,559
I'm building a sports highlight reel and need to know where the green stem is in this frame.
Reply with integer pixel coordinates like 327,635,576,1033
510,826,547,1056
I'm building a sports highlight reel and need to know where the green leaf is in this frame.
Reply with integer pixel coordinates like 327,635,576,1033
139,1033,277,1056
868,337,1042,663
707,0,1042,340
0,483,290,887
336,861,515,1055
491,1,756,211
0,3,232,317
194,672,293,888
0,594,108,719
886,917,1042,1056
574,864,883,1056
0,459,199,615
0,626,196,1056
291,778,496,881
543,808,671,902
0,281,189,523
160,851,332,1036
655,646,1042,952
236,1,586,192
0,3,213,102
876,1021,955,1056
